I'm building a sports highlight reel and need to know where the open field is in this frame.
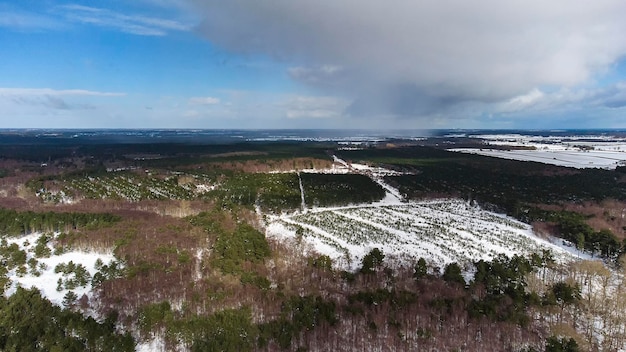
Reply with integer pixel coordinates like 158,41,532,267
449,133,626,169
450,148,626,169
267,199,580,271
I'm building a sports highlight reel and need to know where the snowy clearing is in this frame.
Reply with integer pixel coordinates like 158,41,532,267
266,199,581,272
3,232,119,307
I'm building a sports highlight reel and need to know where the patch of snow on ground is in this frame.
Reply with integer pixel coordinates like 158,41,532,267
136,333,168,352
4,233,117,306
350,163,370,170
372,176,404,205
331,155,405,205
194,184,215,193
298,172,307,212
193,248,204,282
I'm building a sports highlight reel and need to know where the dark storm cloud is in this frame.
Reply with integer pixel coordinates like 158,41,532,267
187,0,626,119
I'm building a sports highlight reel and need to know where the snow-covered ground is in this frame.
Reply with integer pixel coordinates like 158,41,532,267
266,199,581,272
136,334,169,352
3,232,118,306
449,133,626,169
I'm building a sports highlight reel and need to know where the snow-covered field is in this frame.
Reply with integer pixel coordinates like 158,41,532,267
450,148,626,169
266,199,580,271
449,133,626,169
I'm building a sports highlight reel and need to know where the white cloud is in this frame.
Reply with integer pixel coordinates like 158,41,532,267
287,65,347,87
0,10,63,31
59,4,191,36
483,81,626,127
0,88,125,97
0,87,124,112
188,0,626,119
188,96,220,105
283,96,349,119
498,89,546,112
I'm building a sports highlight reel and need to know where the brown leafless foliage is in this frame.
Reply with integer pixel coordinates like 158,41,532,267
191,157,333,173
534,200,626,240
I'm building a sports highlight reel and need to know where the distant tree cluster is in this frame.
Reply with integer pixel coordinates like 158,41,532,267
0,208,119,235
208,172,302,212
527,208,624,259
301,173,386,207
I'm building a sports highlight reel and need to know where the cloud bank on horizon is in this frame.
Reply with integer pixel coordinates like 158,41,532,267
1,0,626,129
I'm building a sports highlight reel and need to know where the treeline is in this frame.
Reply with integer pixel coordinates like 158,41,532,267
72,202,595,351
139,142,330,169
386,161,626,211
1,202,598,352
5,248,587,352
0,208,120,235
336,145,626,206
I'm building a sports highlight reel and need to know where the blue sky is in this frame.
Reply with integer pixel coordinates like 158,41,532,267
1,1,626,129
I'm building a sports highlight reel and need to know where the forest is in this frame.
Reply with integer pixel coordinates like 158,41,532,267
0,132,625,351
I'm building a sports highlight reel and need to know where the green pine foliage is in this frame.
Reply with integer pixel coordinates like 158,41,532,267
526,208,622,259
258,295,337,349
301,173,386,207
173,308,258,352
340,145,626,206
54,261,91,290
360,248,385,274
347,289,418,309
0,240,27,270
31,171,199,202
545,336,580,352
309,255,333,272
190,210,272,289
0,208,120,236
211,223,271,275
442,263,465,286
208,173,301,211
413,257,429,280
0,287,134,351
468,254,536,325
91,260,125,287
138,301,174,333
33,234,52,258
